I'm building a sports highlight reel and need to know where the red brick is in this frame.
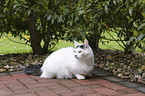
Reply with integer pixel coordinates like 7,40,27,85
29,75,42,80
121,92,145,96
60,90,96,96
50,85,72,94
9,73,30,80
70,86,92,91
0,79,19,84
14,87,48,94
88,84,104,89
0,75,12,79
36,90,59,96
6,82,27,91
1,72,144,96
14,75,30,79
11,73,28,77
26,82,59,89
0,75,29,81
117,88,138,95
48,84,65,90
83,93,102,96
100,82,126,90
0,87,14,96
0,77,15,81
14,89,29,95
18,78,39,85
37,78,58,83
90,78,112,84
70,84,102,91
57,79,81,87
72,79,109,85
14,93,38,96
71,79,97,85
0,84,7,89
93,88,122,96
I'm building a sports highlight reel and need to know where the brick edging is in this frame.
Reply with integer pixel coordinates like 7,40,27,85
91,68,145,93
1,69,145,94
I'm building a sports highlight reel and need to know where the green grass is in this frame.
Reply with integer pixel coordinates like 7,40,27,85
0,32,143,54
52,40,74,51
0,33,32,54
99,32,124,51
99,31,143,52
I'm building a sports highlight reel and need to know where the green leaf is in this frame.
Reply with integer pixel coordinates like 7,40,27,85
113,0,117,5
142,12,145,18
27,10,31,16
13,4,17,9
3,7,8,13
78,10,84,15
51,18,54,24
116,5,123,12
47,15,52,21
129,8,133,16
86,9,92,13
75,16,79,21
69,21,72,26
137,34,145,40
133,21,138,28
105,6,109,13
0,13,3,17
138,23,145,30
5,0,9,6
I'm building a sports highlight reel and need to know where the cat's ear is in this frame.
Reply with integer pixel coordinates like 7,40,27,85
74,40,79,48
84,40,89,48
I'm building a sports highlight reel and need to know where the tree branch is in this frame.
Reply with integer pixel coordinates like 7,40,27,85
106,31,125,49
5,35,31,46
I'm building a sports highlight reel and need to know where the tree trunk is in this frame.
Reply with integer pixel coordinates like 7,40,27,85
29,10,43,55
28,0,50,55
41,16,50,54
125,30,135,55
87,32,100,52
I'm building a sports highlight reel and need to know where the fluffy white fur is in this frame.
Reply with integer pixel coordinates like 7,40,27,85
40,40,94,79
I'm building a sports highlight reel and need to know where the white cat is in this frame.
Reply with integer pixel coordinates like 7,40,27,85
40,40,94,79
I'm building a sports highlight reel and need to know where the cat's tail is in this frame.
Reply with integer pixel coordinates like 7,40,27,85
24,65,42,76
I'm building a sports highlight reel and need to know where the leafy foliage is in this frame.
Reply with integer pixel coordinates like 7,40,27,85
0,0,68,54
0,0,145,54
62,0,145,53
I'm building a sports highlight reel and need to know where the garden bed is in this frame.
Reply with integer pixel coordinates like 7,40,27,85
95,49,145,84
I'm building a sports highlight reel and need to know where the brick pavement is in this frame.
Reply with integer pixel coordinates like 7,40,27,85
0,68,145,96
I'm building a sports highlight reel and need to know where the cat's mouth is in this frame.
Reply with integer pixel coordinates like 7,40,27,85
75,55,79,59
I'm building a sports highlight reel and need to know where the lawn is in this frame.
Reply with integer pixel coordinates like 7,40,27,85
0,33,32,54
0,32,142,54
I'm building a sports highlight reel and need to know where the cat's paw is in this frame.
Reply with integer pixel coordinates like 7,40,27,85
75,74,85,80
40,73,53,78
40,75,48,78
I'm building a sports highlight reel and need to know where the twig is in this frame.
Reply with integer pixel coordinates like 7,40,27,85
49,42,58,51
4,35,31,46
114,27,126,47
106,30,125,49
102,37,127,41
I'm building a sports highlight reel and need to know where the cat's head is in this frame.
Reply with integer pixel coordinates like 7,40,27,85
73,40,93,59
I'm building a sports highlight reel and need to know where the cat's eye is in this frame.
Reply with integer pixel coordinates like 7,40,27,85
78,51,82,53
74,51,76,53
